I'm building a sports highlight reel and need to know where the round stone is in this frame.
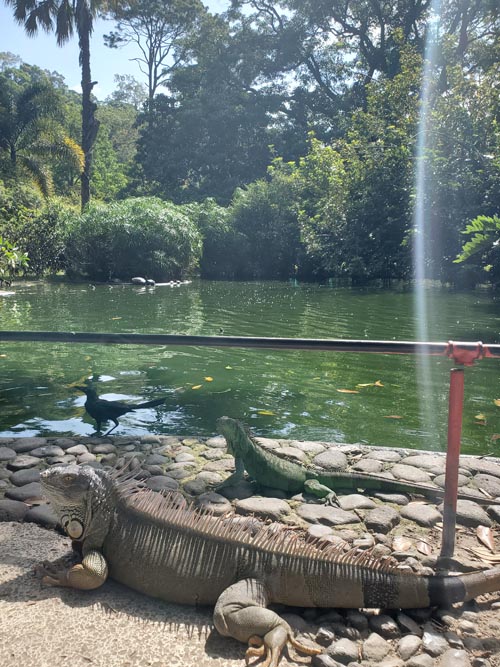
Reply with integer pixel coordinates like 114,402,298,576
398,635,422,660
473,474,500,497
196,492,232,515
433,473,470,488
66,444,89,455
307,524,335,539
438,649,472,667
7,455,41,471
352,458,384,474
205,436,227,449
338,494,376,511
313,450,348,471
9,438,47,453
366,449,402,462
422,623,449,656
362,632,391,661
25,504,59,528
401,502,441,527
200,449,224,460
234,497,291,521
92,443,117,454
403,454,446,470
10,468,41,487
145,454,169,466
391,464,433,483
292,440,326,455
0,446,16,461
374,493,410,505
5,482,44,502
364,506,400,534
446,499,492,527
275,446,307,462
369,614,400,638
53,438,79,450
146,476,179,491
296,504,360,526
183,477,210,495
0,498,29,521
29,446,65,458
175,452,196,463
327,637,359,664
78,453,97,463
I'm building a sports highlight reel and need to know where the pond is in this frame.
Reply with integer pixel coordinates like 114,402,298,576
0,280,499,454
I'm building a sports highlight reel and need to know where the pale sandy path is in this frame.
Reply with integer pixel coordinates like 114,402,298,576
0,522,296,667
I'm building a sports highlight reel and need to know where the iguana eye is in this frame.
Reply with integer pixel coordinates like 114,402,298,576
62,474,74,483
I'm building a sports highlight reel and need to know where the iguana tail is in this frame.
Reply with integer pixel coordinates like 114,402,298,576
316,470,493,505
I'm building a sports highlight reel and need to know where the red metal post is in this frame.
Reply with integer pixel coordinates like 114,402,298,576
440,367,465,558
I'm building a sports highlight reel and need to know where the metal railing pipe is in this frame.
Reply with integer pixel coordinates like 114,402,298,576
1,331,500,357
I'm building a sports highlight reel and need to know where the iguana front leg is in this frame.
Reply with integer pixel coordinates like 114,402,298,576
216,455,246,490
303,479,340,507
38,549,108,590
213,578,320,667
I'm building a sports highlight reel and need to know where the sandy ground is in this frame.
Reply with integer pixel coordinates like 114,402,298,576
0,522,295,667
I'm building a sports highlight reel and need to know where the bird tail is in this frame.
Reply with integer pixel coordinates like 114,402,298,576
136,398,166,409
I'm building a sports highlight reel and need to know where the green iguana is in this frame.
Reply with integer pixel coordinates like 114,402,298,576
216,416,495,506
40,465,500,667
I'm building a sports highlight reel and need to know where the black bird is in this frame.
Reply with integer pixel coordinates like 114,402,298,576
76,384,166,434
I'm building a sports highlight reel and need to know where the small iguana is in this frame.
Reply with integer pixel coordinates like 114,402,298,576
40,465,500,667
216,416,495,505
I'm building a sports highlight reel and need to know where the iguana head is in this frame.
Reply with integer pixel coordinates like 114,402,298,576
216,416,245,456
40,465,108,541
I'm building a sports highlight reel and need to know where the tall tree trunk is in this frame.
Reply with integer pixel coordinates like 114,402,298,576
79,26,100,211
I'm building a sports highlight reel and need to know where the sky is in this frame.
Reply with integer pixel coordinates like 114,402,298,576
0,1,229,100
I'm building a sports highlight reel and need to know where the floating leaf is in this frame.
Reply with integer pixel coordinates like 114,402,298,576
337,389,359,394
416,540,432,556
111,317,122,320
0,354,6,358
257,410,275,416
191,385,202,390
475,413,487,421
374,380,384,387
356,382,374,388
384,415,403,419
494,399,500,407
470,546,500,564
204,376,213,382
392,536,412,552
225,366,233,370
491,434,500,441
477,525,496,552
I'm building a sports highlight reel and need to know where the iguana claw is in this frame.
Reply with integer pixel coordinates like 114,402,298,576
244,631,320,667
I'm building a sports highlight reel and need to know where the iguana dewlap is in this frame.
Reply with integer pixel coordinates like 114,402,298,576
40,465,500,667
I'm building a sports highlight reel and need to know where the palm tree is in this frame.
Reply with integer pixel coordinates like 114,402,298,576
0,76,84,195
6,0,103,210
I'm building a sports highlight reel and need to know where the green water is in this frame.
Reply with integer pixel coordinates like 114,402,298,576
0,280,499,454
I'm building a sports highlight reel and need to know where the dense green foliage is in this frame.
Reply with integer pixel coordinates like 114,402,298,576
64,197,202,281
1,0,499,284
455,216,500,287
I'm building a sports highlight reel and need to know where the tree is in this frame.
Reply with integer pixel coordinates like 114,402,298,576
0,68,83,196
106,73,147,111
6,0,103,210
104,0,205,113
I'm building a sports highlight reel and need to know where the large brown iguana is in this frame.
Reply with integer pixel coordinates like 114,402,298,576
40,465,500,667
217,416,496,505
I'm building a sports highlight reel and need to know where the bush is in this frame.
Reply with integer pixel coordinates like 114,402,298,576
65,197,202,281
182,198,244,279
0,181,72,276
